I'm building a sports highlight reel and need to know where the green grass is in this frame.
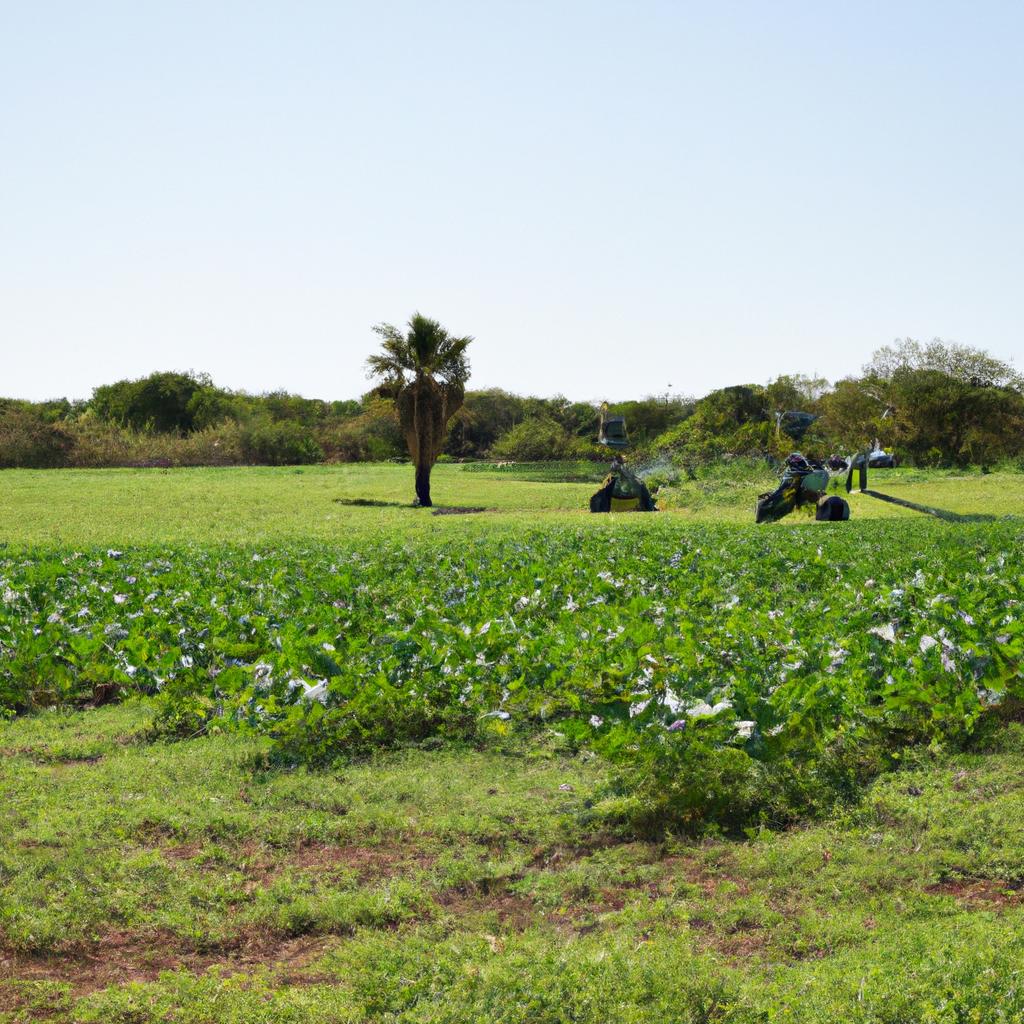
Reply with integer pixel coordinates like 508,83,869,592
0,463,1020,545
1,464,1023,1020
3,703,1024,1021
0,465,593,546
460,459,609,482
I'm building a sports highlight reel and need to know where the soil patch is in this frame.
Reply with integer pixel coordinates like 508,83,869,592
925,878,1024,908
436,889,539,931
0,930,338,1003
431,506,492,516
238,840,436,887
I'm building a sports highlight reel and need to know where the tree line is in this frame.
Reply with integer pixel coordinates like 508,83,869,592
1,335,1021,472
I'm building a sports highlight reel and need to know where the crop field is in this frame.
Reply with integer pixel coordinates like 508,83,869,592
2,464,1024,1022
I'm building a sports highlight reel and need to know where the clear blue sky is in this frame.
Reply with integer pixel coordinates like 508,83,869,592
3,1,1022,403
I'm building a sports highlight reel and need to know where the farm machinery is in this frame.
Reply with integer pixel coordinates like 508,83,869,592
754,452,851,523
754,411,896,524
582,402,894,521
589,405,657,513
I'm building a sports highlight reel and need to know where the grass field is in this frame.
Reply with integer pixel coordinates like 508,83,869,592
2,463,1023,1022
0,463,1020,545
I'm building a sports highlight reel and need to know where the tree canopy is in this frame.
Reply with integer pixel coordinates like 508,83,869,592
2,337,1021,470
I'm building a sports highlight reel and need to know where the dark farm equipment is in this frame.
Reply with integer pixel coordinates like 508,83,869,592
589,405,656,513
755,412,897,524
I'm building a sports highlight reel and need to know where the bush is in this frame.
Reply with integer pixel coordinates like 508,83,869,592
62,419,148,467
238,418,323,465
0,408,75,468
177,422,245,465
491,417,587,461
0,413,324,469
319,399,404,462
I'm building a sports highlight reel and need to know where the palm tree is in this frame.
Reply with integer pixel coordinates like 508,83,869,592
366,313,473,507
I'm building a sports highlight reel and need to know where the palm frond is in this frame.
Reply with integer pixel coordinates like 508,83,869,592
366,313,472,385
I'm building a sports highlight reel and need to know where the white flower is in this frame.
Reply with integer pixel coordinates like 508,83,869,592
106,549,123,560
302,680,329,704
114,594,128,605
663,689,684,714
687,699,732,719
563,596,578,612
180,655,194,669
919,635,938,654
589,714,603,727
322,642,335,652
734,720,756,739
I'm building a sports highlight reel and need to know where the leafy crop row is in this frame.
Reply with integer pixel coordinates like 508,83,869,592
2,520,1021,830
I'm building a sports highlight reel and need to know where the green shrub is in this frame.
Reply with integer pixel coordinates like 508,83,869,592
318,399,404,462
0,408,74,468
177,422,245,465
491,417,587,461
238,418,322,465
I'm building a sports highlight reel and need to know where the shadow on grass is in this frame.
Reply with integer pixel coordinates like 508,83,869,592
860,490,999,523
332,497,412,508
331,498,492,515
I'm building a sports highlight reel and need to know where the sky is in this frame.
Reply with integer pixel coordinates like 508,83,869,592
2,0,1023,403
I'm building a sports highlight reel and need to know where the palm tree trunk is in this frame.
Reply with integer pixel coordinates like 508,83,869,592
414,461,432,507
